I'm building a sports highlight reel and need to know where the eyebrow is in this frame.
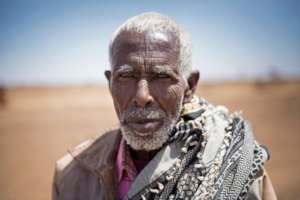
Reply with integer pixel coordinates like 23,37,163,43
112,64,178,78
113,64,134,76
151,65,177,77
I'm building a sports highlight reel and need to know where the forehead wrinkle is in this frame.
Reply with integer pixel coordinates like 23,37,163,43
112,43,142,62
144,31,150,69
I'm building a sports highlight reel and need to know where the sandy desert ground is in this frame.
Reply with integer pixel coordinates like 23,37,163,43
0,81,299,200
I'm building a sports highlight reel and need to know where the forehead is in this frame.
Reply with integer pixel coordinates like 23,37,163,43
110,30,180,71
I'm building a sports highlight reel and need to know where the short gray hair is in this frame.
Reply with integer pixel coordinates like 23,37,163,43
109,12,193,79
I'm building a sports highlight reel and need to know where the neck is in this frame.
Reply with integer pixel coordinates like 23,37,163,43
129,147,159,161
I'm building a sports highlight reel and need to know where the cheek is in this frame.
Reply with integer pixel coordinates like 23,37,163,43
110,80,136,114
151,81,185,116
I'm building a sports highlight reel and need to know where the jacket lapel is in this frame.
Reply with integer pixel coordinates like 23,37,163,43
69,129,122,200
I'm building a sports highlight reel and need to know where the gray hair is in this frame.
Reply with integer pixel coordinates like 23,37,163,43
109,12,193,79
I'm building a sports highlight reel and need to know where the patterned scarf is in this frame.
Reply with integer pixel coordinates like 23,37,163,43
126,96,269,200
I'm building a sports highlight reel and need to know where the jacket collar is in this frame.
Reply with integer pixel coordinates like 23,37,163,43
69,129,122,178
68,129,121,200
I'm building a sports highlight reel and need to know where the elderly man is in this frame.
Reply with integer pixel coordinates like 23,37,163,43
52,13,277,200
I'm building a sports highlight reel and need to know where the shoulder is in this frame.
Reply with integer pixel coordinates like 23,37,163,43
202,98,251,137
53,129,121,190
247,167,277,200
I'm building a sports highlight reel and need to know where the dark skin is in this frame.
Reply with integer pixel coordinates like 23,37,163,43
105,30,199,161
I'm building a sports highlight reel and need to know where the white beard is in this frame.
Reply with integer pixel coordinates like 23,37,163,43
120,116,176,151
119,97,183,151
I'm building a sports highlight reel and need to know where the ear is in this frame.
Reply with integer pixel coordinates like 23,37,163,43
105,70,113,91
104,70,112,88
183,70,200,103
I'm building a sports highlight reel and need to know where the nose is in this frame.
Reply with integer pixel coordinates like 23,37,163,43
134,79,154,107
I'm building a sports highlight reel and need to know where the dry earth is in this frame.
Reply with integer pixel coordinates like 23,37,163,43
0,81,299,199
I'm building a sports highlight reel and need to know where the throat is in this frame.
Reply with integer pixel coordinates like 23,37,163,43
129,147,159,162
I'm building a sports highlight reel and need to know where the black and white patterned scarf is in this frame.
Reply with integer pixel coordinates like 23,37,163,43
126,96,269,200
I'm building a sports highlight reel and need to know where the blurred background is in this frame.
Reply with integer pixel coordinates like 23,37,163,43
0,0,299,199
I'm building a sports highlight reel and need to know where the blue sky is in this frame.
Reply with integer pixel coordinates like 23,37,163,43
0,0,299,86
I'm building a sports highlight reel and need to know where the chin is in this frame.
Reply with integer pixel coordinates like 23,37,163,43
120,97,183,151
121,118,176,151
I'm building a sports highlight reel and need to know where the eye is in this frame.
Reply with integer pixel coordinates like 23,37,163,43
119,72,133,79
154,73,171,79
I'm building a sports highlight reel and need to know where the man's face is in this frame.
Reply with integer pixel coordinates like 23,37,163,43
106,30,188,150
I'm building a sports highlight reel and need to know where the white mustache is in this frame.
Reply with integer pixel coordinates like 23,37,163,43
121,107,165,123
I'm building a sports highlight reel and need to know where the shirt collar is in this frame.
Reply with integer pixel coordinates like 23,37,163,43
116,137,138,182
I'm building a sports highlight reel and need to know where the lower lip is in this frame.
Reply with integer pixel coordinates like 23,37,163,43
126,120,163,133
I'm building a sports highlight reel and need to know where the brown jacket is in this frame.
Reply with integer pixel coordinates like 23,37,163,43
52,129,277,200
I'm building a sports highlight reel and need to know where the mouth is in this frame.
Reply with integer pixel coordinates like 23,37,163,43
125,118,163,134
